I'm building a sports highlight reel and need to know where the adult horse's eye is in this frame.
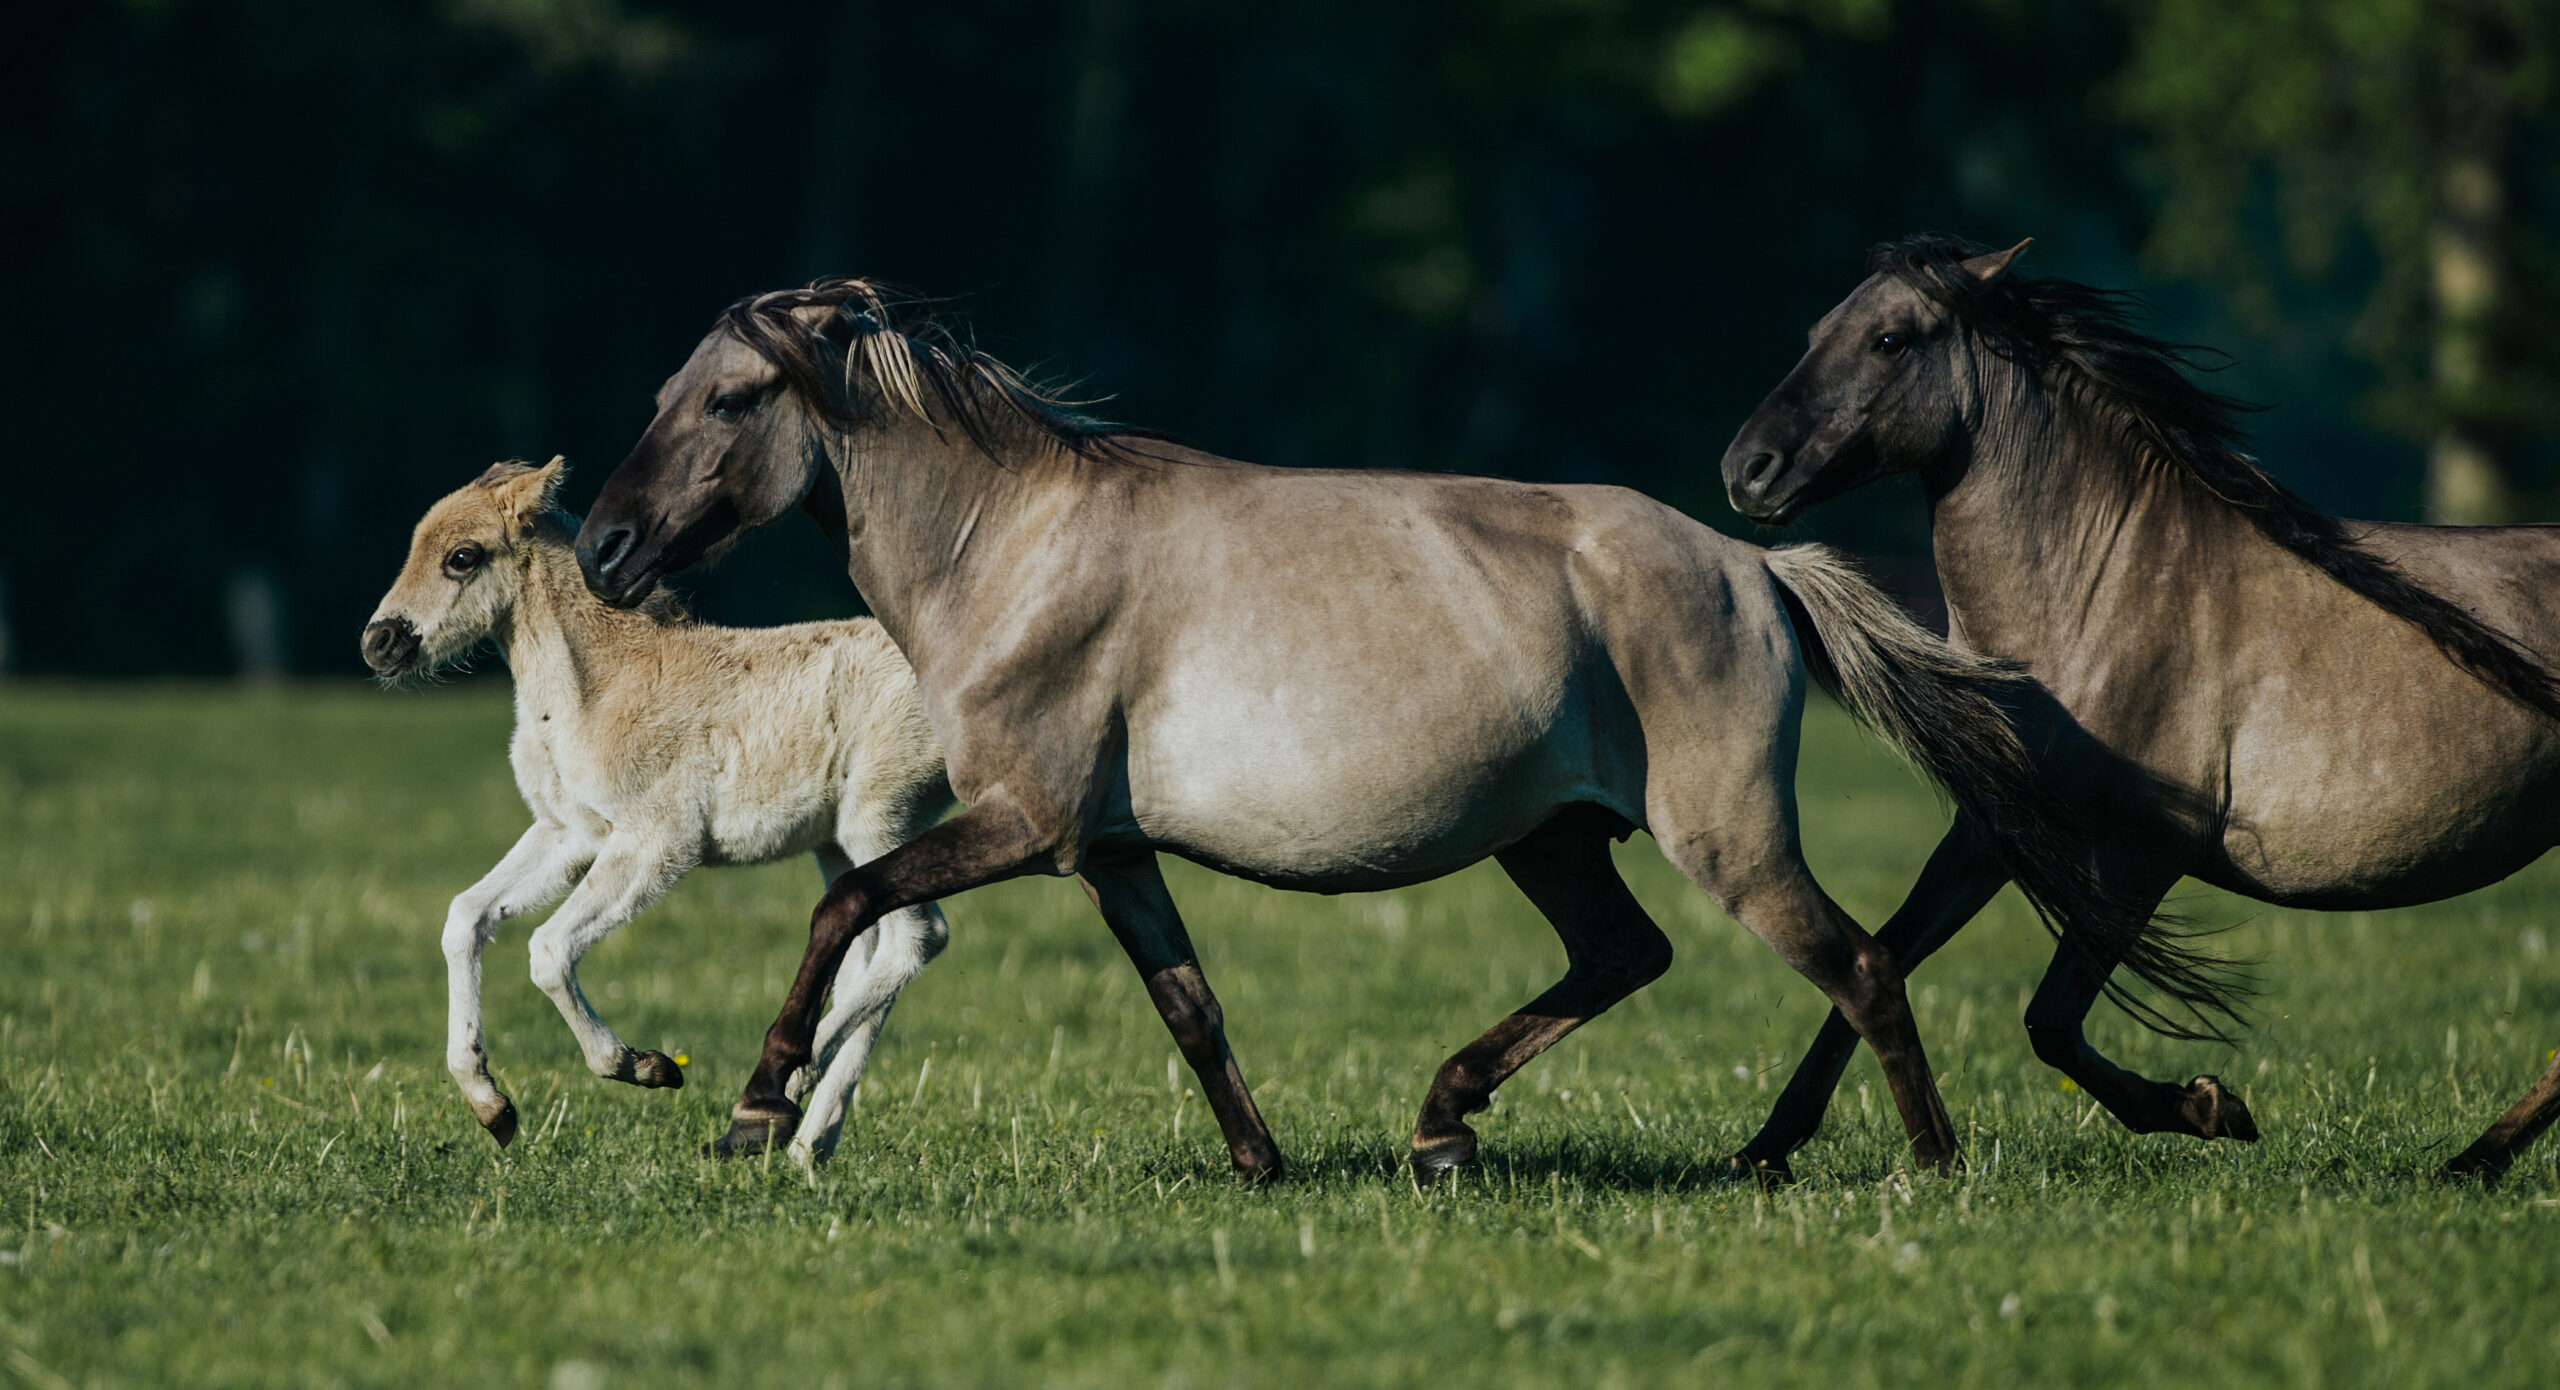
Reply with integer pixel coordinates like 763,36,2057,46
1874,331,1909,354
707,391,754,421
444,545,483,579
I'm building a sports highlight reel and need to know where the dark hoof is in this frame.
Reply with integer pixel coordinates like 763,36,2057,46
2182,1075,2258,1142
1721,1153,1794,1188
1231,1152,1290,1185
478,1096,519,1148
707,1106,799,1160
1409,1128,1478,1190
2439,1146,2511,1186
632,1050,684,1089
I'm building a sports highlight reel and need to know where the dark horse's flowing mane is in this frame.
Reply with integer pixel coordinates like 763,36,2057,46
1875,234,2560,724
716,277,1161,462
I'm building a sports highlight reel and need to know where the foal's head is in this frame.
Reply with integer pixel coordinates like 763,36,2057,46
1721,237,2032,524
361,458,566,681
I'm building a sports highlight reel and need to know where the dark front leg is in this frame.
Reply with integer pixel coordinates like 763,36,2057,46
1734,823,2008,1182
1080,852,1285,1180
2445,1047,2560,1184
716,798,1052,1157
2023,939,2257,1144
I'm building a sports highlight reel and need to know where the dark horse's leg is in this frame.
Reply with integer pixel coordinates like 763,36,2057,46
1079,851,1285,1180
2019,860,2257,1143
1410,811,1674,1188
1728,822,2008,1185
717,798,1052,1156
2443,1050,2560,1183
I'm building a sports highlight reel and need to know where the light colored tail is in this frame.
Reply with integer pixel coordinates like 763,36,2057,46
1764,544,2242,1041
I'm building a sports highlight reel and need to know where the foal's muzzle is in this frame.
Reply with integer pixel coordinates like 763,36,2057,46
360,617,420,675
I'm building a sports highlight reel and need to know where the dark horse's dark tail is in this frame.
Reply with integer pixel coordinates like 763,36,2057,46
1764,545,2246,1042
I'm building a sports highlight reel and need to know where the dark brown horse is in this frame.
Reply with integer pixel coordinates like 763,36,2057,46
569,279,2206,1184
1720,234,2560,1182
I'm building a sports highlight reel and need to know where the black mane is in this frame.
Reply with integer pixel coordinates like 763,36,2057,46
1875,233,2560,723
716,278,1157,462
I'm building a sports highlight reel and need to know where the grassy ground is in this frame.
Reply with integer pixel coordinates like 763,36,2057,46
4,683,2559,1388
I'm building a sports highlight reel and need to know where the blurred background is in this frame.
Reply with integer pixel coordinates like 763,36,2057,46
3,0,2555,677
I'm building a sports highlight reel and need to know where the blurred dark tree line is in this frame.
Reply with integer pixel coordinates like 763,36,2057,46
1,0,2553,676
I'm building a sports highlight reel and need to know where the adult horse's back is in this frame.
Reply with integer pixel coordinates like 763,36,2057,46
575,279,2193,1182
1720,234,2560,1181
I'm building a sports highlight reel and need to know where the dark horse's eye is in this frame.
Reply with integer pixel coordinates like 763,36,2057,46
1874,331,1909,354
707,391,754,421
444,545,483,579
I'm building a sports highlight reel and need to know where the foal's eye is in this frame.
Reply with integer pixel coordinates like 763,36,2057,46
706,391,754,421
1874,331,1909,355
444,545,483,579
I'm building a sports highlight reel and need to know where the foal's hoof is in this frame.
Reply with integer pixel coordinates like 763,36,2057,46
2182,1075,2258,1142
1409,1128,1478,1190
631,1050,685,1090
1720,1153,1794,1189
707,1106,800,1160
475,1096,520,1148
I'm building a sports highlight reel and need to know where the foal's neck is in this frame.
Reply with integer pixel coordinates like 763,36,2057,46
502,522,661,719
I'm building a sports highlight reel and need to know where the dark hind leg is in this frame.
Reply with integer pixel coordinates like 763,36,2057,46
2023,926,2259,1143
2443,1049,2560,1183
1080,851,1286,1180
1409,810,1673,1188
716,798,1053,1157
1730,822,2009,1184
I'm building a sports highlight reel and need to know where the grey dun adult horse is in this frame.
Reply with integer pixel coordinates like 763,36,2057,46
1722,234,2560,1182
575,279,2206,1185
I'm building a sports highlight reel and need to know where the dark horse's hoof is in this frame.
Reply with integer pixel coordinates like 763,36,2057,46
477,1096,520,1148
1720,1153,1794,1189
1230,1152,1290,1186
706,1106,800,1160
2439,1140,2514,1186
630,1050,685,1089
1409,1128,1478,1190
2181,1075,2258,1142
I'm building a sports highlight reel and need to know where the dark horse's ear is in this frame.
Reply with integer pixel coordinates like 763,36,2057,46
1962,238,2034,284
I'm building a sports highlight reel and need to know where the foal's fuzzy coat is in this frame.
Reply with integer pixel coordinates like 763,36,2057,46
363,459,952,1160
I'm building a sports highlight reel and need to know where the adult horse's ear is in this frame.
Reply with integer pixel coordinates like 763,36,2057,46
484,455,569,532
1962,238,2034,284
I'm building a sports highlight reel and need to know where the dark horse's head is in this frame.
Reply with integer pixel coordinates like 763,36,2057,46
1720,236,2032,525
577,281,892,607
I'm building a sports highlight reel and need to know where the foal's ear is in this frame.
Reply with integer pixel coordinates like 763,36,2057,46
478,455,569,532
1961,238,2034,284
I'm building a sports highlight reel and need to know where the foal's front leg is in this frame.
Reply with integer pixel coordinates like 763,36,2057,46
718,797,1053,1157
444,822,587,1144
524,839,690,1089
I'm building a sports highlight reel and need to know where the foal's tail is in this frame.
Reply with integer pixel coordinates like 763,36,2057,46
1763,544,2244,1042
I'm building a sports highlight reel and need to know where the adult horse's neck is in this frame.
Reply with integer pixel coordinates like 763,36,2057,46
1923,347,2263,671
821,409,1116,678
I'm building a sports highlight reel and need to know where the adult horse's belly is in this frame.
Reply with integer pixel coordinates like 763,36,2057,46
1121,672,1629,893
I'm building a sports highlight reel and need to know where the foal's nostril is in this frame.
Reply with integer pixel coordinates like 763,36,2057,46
360,618,419,673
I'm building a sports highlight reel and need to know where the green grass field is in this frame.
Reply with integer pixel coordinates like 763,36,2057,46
5,684,2559,1388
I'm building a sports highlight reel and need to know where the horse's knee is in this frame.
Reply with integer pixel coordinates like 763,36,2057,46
2025,1023,2080,1071
442,906,491,963
526,935,572,994
1152,982,1225,1057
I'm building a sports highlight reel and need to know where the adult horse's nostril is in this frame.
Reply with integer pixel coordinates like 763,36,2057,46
361,617,419,673
583,524,635,580
1740,451,1781,486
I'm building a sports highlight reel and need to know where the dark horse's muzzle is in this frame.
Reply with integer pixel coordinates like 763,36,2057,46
575,519,653,608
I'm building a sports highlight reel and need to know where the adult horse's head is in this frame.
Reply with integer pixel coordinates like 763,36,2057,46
577,279,891,607
1721,236,2032,526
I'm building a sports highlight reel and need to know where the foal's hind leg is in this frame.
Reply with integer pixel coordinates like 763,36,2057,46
1081,850,1285,1179
2445,1049,2560,1184
1410,811,1673,1188
1731,822,2008,1184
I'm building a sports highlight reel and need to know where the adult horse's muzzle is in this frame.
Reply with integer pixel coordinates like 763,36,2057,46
1721,438,1812,526
574,517,660,608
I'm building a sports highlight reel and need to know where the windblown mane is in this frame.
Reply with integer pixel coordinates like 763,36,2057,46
716,278,1157,462
1875,234,2560,723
